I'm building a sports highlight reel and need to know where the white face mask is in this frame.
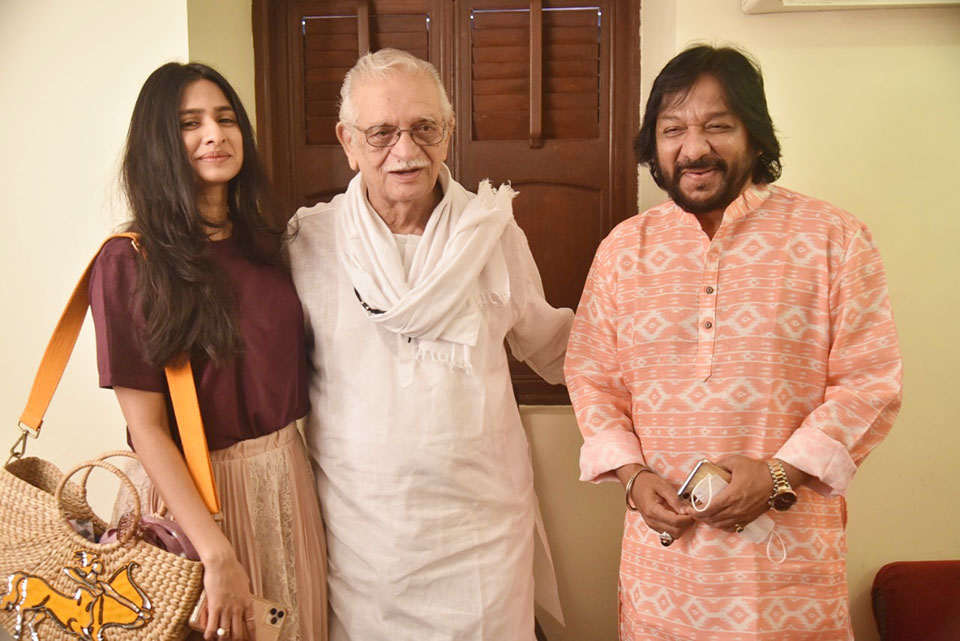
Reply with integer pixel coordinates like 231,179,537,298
690,474,787,564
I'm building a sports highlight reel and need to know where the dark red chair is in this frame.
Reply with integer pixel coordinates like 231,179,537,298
872,560,960,641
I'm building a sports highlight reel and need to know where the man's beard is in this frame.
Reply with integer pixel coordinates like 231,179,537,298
660,154,754,215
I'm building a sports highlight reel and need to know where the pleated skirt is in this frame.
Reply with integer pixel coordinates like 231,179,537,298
124,423,328,641
209,423,328,641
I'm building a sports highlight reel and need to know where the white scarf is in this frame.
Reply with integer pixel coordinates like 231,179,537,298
336,165,516,373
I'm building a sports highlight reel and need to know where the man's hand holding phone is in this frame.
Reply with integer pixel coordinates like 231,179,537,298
676,459,732,508
685,455,775,532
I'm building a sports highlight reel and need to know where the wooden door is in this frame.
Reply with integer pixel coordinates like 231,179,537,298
456,1,638,401
254,0,640,404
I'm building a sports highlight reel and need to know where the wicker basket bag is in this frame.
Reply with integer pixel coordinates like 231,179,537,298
0,457,204,640
0,235,220,640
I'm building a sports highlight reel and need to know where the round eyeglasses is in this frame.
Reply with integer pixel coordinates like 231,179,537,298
354,120,447,148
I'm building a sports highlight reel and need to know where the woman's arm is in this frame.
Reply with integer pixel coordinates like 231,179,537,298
114,386,256,641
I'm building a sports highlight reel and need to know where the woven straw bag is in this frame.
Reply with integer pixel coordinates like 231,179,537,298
0,234,221,640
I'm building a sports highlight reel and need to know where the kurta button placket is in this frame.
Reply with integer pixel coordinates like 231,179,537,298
697,245,721,381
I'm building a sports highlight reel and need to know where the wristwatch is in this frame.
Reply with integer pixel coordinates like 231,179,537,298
765,460,798,511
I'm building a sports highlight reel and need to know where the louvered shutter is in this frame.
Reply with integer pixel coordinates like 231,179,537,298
303,16,356,145
470,6,601,141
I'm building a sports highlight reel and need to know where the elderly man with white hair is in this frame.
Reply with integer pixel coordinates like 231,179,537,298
286,48,572,641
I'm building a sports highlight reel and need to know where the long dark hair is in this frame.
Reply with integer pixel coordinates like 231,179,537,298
121,62,285,367
633,44,782,188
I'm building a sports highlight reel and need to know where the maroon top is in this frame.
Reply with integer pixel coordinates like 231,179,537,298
89,236,309,451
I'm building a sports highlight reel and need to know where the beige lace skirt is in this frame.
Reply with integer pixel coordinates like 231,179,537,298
209,423,328,641
121,423,328,641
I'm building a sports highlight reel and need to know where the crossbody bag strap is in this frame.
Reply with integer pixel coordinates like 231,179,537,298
16,232,221,515
165,359,220,515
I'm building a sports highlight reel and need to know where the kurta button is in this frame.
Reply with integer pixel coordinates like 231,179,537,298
705,286,714,294
704,321,713,329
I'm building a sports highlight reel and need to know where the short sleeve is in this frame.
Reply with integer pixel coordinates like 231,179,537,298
88,238,166,392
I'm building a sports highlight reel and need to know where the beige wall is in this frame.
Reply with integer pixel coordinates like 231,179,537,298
526,406,623,641
2,2,958,641
186,0,257,125
0,2,189,505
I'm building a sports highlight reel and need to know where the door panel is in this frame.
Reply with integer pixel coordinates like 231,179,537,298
511,183,603,310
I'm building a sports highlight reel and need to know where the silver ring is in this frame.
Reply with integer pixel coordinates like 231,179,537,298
216,628,228,638
659,531,674,547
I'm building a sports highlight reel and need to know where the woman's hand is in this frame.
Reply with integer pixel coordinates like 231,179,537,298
197,545,257,641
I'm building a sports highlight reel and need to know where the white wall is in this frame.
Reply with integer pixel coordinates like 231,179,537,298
640,3,960,640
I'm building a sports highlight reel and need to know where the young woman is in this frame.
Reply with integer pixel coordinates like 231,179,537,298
89,63,327,641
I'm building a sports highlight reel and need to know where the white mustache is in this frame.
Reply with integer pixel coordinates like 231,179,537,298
384,159,430,172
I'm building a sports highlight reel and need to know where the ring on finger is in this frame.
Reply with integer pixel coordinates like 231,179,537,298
734,523,744,534
659,531,674,547
216,627,229,638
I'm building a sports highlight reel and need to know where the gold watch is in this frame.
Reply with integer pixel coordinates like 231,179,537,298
765,460,797,511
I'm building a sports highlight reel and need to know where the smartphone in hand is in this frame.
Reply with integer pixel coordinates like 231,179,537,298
677,459,732,507
188,590,288,641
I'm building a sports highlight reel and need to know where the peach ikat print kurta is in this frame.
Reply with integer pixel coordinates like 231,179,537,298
565,184,902,641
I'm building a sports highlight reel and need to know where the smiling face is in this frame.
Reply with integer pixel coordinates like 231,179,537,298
655,74,756,218
336,72,452,224
178,79,243,193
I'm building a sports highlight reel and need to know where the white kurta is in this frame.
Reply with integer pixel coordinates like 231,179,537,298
287,180,572,641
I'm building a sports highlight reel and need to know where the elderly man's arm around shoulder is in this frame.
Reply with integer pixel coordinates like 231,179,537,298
502,220,573,385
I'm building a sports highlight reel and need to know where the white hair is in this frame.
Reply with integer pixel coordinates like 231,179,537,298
338,48,454,126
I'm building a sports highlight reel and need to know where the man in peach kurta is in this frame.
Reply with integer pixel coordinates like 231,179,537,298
565,45,901,641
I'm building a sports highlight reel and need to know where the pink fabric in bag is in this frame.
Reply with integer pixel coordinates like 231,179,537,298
101,512,199,561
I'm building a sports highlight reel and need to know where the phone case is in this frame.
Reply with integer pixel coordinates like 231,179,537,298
189,591,288,641
677,459,732,505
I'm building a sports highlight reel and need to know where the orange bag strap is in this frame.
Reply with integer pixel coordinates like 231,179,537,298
15,232,221,515
164,359,220,516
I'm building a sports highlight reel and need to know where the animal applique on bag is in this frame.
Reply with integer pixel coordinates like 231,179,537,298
2,549,152,639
